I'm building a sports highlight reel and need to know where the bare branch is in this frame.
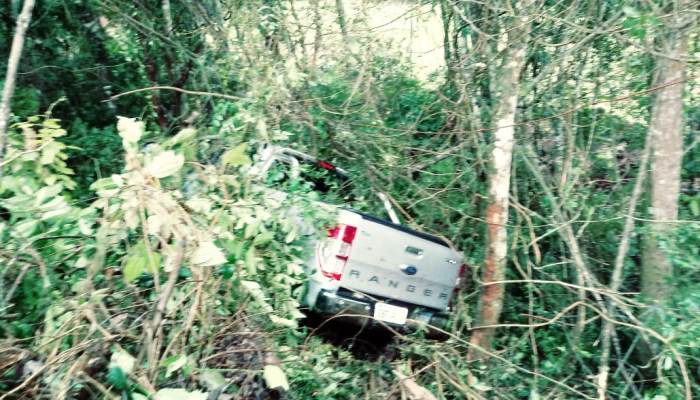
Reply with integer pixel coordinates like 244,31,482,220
104,85,242,103
0,0,36,166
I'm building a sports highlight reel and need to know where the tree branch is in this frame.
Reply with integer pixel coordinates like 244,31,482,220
0,0,36,167
104,85,241,103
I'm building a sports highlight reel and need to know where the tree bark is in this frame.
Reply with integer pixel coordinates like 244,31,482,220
0,0,36,166
467,2,531,361
641,1,692,304
310,0,322,75
162,0,173,35
335,0,349,40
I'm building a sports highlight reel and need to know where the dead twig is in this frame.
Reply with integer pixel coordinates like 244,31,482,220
394,369,438,400
145,239,186,378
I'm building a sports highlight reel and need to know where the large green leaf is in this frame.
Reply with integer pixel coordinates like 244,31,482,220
39,141,64,165
146,151,185,178
161,354,188,377
221,143,251,167
109,348,136,374
198,370,227,390
190,241,227,267
263,365,289,391
123,243,162,283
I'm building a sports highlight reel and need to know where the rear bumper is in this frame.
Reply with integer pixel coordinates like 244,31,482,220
313,290,450,333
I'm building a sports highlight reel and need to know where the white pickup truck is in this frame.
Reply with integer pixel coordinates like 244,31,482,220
251,146,464,331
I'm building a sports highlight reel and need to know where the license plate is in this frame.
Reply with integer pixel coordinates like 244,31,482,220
373,302,408,325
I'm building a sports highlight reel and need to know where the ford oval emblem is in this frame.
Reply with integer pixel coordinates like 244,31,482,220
402,265,418,275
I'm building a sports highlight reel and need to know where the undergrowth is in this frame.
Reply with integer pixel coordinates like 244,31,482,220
1,113,697,400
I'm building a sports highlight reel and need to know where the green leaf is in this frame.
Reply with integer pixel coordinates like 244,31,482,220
109,349,136,374
190,241,227,266
622,16,646,39
244,220,260,239
123,243,161,283
269,314,297,328
253,231,275,246
43,118,61,129
40,141,63,165
90,176,120,197
284,228,296,244
146,150,185,178
263,365,289,391
471,381,492,391
256,119,268,140
123,254,145,283
161,354,188,377
241,280,273,312
15,219,39,238
169,127,197,145
154,388,208,400
34,184,63,206
622,6,639,17
40,196,71,220
690,198,699,217
107,367,128,390
221,143,251,167
198,369,227,390
146,252,162,274
245,247,257,275
71,279,90,294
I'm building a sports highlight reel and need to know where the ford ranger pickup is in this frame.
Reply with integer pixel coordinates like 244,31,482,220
250,146,464,331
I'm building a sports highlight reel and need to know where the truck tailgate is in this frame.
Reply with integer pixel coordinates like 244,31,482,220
336,210,462,310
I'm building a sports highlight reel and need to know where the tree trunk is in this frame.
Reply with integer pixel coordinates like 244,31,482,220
597,135,652,400
310,0,322,75
438,0,455,85
467,3,531,361
641,1,692,304
162,0,173,35
0,0,36,166
335,0,348,40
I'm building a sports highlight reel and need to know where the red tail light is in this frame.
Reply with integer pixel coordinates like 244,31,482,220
318,160,336,171
341,225,357,244
458,264,467,278
450,264,468,307
319,224,357,280
454,263,467,286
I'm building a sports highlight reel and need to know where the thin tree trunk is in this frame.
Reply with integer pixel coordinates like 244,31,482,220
597,134,652,400
439,0,459,93
162,0,173,35
310,0,322,75
335,0,348,40
0,0,36,166
641,0,692,304
467,2,531,361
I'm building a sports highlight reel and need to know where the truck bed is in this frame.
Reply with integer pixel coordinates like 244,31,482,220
327,209,462,310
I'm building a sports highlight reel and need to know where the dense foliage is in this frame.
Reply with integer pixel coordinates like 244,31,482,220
1,1,698,399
